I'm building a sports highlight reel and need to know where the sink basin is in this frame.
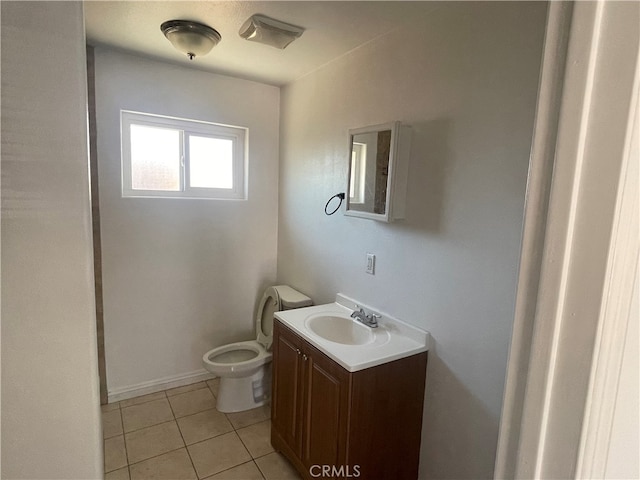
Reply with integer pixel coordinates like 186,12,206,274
305,315,374,345
275,297,429,372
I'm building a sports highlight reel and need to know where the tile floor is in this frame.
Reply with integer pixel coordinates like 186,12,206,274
102,379,302,480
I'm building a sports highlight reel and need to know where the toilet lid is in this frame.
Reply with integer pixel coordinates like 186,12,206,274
256,286,280,350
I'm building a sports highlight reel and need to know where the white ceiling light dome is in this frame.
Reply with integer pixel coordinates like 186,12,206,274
161,20,221,60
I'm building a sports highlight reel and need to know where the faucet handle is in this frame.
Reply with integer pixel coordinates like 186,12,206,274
366,313,381,327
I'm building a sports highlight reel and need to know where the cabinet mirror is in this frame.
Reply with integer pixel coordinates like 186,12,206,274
345,121,409,222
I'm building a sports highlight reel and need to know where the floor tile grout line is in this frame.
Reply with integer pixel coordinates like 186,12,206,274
123,430,259,477
230,429,252,459
254,458,268,479
184,423,235,447
103,435,128,474
120,395,168,412
173,405,219,423
100,404,121,414
103,450,128,475
199,459,264,480
192,431,251,480
112,378,219,407
234,422,275,461
118,402,130,467
168,386,210,401
119,390,168,409
233,417,272,433
114,388,219,437
102,406,125,440
253,459,267,480
126,445,188,469
166,382,211,398
165,387,199,478
207,387,217,401
107,378,218,410
120,399,175,434
168,387,218,419
165,388,177,423
122,417,176,437
121,401,230,448
114,433,275,477
227,414,272,432
252,449,277,461
181,427,241,449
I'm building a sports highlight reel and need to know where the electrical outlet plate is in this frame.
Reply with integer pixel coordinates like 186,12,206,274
366,253,375,274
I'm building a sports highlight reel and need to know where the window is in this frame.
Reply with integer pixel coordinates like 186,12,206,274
121,111,247,199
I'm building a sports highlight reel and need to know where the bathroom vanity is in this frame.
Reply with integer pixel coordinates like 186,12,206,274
271,296,429,480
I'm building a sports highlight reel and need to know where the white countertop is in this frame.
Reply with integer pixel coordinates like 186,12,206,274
274,293,430,372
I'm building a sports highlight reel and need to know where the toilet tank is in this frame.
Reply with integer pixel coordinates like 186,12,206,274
256,285,312,350
274,285,313,310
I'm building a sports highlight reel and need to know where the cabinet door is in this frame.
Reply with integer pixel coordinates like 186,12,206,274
301,343,350,471
271,321,305,457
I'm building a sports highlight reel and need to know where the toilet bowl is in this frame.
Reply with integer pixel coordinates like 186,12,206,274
203,285,312,413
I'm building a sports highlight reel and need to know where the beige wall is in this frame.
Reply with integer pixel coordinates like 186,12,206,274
277,2,546,478
1,2,103,478
93,49,280,399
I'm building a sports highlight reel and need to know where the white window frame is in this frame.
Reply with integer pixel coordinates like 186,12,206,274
121,110,247,200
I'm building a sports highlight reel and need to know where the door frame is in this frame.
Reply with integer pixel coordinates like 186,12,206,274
495,1,640,477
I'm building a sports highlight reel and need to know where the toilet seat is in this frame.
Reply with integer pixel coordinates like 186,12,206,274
255,286,280,350
202,286,280,378
203,340,272,378
201,285,312,412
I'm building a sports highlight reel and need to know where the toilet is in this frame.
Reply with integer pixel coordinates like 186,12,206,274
202,285,312,413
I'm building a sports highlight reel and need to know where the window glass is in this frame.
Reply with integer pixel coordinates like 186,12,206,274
188,135,234,189
130,124,180,191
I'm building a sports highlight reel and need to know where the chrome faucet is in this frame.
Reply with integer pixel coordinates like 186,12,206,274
350,306,380,328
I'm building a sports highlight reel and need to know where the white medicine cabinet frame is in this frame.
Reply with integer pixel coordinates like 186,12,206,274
345,121,411,222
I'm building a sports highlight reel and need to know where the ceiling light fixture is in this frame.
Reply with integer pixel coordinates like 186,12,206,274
239,14,304,50
160,20,221,60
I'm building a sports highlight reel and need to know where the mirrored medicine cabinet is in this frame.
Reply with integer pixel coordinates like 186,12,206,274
345,121,411,222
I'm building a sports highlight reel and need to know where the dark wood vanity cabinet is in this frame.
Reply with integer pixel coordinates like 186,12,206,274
271,319,428,480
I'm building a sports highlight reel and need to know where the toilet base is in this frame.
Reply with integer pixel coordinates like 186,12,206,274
216,364,272,413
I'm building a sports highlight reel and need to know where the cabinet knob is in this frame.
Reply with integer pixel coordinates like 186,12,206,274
296,349,301,356
302,354,308,361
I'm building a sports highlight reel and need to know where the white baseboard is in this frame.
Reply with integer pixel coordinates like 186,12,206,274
108,369,216,404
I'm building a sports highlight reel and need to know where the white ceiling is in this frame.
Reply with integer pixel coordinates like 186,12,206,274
84,1,441,86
